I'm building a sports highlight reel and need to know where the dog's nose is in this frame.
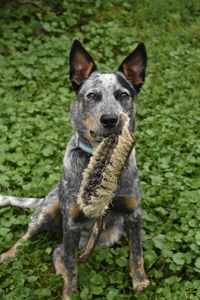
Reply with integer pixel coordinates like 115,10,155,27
100,114,119,128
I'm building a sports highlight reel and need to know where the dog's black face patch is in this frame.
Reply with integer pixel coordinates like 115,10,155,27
115,73,136,98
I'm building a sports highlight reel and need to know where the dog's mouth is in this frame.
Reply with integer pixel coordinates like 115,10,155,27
89,113,129,142
90,128,119,141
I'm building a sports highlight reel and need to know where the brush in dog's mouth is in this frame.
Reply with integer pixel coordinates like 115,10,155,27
77,114,135,218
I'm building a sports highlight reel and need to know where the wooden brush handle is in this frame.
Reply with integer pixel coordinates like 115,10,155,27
79,217,103,261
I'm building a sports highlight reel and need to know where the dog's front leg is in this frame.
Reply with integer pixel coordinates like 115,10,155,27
62,216,80,300
124,209,149,292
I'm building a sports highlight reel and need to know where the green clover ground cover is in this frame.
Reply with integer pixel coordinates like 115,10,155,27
0,1,199,299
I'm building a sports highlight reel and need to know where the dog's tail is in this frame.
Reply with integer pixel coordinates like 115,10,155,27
0,184,60,209
0,195,44,208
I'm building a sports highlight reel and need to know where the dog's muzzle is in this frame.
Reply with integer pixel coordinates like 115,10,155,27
90,113,128,140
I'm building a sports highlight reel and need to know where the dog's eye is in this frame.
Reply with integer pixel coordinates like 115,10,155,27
87,93,97,100
120,92,129,99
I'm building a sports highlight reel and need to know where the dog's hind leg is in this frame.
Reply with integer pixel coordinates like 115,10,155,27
124,209,149,292
0,185,62,263
0,231,31,263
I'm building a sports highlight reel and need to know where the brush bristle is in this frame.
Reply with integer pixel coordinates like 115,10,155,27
77,118,135,218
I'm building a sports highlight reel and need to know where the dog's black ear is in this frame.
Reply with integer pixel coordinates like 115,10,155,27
118,43,147,90
69,40,97,90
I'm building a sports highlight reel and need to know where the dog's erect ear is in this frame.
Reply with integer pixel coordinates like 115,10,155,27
69,40,97,90
118,43,147,89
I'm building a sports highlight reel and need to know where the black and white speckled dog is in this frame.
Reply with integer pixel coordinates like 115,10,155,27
0,40,149,299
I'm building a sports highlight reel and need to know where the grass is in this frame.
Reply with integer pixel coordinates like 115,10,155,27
0,0,200,299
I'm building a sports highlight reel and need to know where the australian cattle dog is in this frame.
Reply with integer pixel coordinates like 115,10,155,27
0,40,149,299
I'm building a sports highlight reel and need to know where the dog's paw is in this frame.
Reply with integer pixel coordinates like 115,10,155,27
62,295,71,300
0,249,17,265
0,253,7,265
133,278,150,293
0,253,13,265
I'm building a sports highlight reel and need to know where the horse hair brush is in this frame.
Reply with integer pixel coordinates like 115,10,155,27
77,115,135,219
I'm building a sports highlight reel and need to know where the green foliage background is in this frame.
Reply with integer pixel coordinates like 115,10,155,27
0,0,200,299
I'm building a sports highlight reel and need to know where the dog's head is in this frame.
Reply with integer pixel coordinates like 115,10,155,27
69,40,147,143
